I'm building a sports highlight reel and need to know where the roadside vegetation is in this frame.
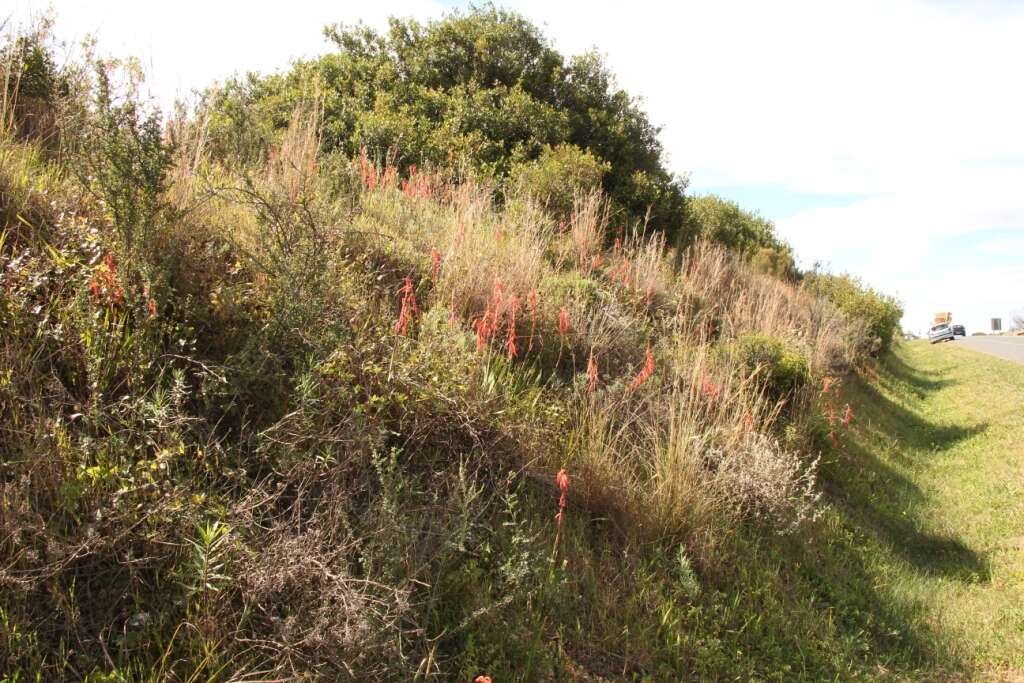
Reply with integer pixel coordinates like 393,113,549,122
12,12,1022,682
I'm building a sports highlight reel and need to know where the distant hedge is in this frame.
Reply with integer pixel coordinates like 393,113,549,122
687,195,796,277
804,272,903,354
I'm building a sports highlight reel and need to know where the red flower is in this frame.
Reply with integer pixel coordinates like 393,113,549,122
474,316,490,352
88,253,124,307
558,307,571,341
505,332,518,359
358,147,377,190
526,289,539,352
505,297,519,360
473,281,517,354
701,372,719,402
490,281,505,314
556,468,570,495
842,404,854,428
628,347,655,392
401,164,423,198
586,353,599,393
429,247,441,282
394,277,419,335
381,164,397,188
554,468,570,547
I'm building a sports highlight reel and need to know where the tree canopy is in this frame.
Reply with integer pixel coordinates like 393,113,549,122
205,7,687,239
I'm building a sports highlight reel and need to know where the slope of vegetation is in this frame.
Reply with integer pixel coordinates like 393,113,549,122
4,17,992,683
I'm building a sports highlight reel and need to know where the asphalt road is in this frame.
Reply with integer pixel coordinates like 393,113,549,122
953,335,1024,365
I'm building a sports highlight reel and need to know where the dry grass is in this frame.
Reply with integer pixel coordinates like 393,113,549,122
305,143,857,549
678,241,856,369
0,86,871,679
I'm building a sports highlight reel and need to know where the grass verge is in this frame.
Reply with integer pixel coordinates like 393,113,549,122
822,341,1024,680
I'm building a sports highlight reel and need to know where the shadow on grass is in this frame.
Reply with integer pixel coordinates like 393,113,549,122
824,354,991,584
706,496,958,679
879,348,958,398
824,436,991,584
742,349,995,677
853,379,987,455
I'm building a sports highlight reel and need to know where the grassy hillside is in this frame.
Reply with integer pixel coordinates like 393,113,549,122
0,101,853,679
9,19,1021,683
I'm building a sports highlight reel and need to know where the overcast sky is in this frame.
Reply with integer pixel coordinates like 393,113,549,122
9,0,1024,334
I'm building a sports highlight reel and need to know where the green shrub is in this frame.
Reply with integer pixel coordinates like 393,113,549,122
733,333,810,400
510,143,609,219
804,272,903,354
83,63,173,258
1,18,72,150
751,246,797,280
687,195,791,258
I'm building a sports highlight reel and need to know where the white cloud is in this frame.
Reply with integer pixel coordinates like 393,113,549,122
8,0,445,106
893,263,1024,336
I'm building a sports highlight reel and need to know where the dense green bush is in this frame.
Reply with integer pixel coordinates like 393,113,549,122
205,7,688,240
733,333,810,400
687,194,793,260
804,272,903,354
81,62,173,259
751,245,797,280
510,143,609,218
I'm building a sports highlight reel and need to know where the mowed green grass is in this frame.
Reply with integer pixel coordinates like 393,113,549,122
835,340,1024,679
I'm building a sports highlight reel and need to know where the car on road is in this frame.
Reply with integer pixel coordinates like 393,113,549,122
952,324,966,337
929,323,955,344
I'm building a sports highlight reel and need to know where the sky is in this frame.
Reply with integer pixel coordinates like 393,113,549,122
8,0,1024,335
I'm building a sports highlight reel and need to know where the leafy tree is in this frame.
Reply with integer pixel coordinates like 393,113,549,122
205,7,688,240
